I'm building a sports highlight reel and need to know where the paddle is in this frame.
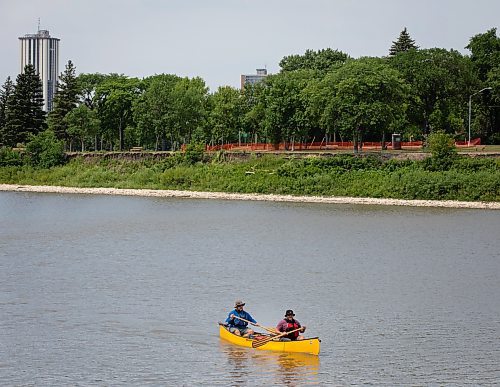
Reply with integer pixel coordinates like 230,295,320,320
228,314,277,335
252,326,304,348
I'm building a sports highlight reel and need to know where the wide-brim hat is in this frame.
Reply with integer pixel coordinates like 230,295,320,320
285,309,295,316
235,300,245,307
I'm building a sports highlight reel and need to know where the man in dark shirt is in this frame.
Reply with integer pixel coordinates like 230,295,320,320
276,309,306,341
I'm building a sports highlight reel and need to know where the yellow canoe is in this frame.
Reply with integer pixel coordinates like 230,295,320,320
219,325,320,356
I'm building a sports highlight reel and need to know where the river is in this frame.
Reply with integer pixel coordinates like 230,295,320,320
0,192,499,385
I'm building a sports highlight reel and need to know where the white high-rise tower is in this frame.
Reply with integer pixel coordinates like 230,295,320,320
19,29,60,111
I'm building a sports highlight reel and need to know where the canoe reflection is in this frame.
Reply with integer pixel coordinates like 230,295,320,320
219,340,320,385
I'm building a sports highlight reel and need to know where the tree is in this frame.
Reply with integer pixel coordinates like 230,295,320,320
4,64,46,147
25,130,65,168
320,58,409,151
466,28,500,82
390,48,477,137
65,104,100,151
47,60,80,144
240,82,266,144
389,27,418,56
170,77,209,147
95,75,140,150
280,48,348,73
77,73,107,109
208,86,242,145
0,76,15,145
262,70,316,148
466,28,500,143
132,74,181,150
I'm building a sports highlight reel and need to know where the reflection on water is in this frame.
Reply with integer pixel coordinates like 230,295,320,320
219,340,319,385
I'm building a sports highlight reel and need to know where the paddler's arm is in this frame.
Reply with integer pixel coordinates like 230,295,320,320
226,312,236,324
245,312,257,324
275,320,286,334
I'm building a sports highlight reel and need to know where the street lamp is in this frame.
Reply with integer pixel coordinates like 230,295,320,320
468,87,492,146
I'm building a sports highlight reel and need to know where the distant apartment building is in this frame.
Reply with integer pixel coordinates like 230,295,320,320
19,29,60,111
240,68,268,89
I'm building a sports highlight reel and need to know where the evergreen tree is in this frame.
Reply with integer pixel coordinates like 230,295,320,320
4,65,45,147
47,60,80,143
389,27,419,56
0,76,15,145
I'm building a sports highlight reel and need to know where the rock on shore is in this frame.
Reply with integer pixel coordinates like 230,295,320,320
1,184,499,210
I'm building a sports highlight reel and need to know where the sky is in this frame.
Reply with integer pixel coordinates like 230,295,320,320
1,0,499,92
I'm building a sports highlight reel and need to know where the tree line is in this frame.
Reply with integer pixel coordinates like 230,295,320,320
1,27,499,152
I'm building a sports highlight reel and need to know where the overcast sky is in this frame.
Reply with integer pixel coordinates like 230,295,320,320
1,0,499,92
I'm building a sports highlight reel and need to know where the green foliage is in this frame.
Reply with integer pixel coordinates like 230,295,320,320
0,154,498,201
77,73,107,110
451,156,500,172
0,76,15,145
4,65,46,146
425,131,457,170
183,142,206,164
389,27,418,56
170,77,209,145
280,48,349,73
262,70,316,146
47,60,80,143
55,28,498,150
466,29,500,144
64,105,100,151
277,155,384,178
320,58,409,148
96,75,141,151
132,74,208,151
209,86,242,144
0,147,23,166
240,83,266,142
25,130,65,168
390,48,477,135
133,74,180,150
467,28,500,82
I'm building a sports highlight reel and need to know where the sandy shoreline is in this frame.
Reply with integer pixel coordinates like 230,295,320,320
1,184,499,210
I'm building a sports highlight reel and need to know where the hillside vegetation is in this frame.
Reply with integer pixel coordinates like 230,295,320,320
1,152,499,202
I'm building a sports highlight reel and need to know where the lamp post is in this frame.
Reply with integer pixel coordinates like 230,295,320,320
468,87,492,146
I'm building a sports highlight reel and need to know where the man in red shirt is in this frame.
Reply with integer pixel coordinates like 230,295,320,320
275,309,306,341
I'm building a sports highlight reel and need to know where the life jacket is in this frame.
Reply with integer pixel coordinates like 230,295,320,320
284,319,300,339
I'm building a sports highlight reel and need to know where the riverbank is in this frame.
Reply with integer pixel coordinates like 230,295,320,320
1,154,499,203
1,184,499,210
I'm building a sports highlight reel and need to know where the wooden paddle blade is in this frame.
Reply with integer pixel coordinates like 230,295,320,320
252,326,303,348
252,337,273,348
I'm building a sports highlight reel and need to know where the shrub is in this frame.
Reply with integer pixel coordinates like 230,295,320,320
0,147,24,166
425,131,457,171
277,155,384,178
451,157,500,172
25,130,65,168
184,142,206,164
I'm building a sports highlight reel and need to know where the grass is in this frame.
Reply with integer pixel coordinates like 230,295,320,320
0,153,499,202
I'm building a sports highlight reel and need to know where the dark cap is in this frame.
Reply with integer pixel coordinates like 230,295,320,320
235,300,245,307
285,309,295,317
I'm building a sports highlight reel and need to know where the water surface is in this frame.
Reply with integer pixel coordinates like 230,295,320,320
1,192,499,385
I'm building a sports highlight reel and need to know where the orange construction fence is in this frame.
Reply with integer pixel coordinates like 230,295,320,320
204,138,481,152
